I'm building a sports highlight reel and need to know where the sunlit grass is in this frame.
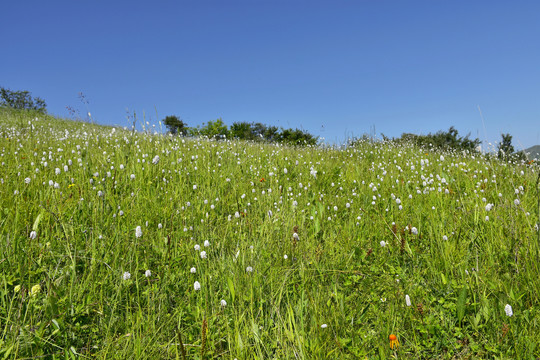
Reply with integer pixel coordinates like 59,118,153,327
0,107,539,359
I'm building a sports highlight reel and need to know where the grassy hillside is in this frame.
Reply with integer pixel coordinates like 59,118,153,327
1,107,539,359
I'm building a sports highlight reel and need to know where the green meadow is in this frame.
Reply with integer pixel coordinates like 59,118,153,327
1,107,539,359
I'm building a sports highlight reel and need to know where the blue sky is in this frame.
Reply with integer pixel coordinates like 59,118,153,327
2,1,539,149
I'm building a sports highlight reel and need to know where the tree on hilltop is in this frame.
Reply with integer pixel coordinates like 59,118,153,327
163,115,187,135
0,86,47,113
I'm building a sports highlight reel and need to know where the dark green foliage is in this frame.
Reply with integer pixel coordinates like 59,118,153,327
0,87,46,113
229,121,317,145
163,115,187,135
498,133,515,160
191,119,317,145
498,133,527,162
277,127,318,146
192,118,229,138
391,127,480,152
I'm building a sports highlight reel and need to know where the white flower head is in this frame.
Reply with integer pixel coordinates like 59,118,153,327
405,294,411,307
411,227,418,235
190,267,196,273
194,244,200,251
380,240,386,247
200,251,207,259
152,155,160,164
246,266,253,273
194,281,201,291
145,270,151,277
29,231,37,240
135,226,142,238
123,271,131,280
204,240,210,247
220,299,227,307
505,304,513,317
321,324,327,328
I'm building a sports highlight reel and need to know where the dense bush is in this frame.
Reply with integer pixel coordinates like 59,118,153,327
393,127,480,152
0,86,47,113
162,115,187,135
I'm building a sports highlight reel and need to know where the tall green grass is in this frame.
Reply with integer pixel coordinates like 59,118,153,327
0,107,539,359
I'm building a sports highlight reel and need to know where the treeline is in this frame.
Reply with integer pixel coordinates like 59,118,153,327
383,126,481,152
353,127,527,162
163,115,317,146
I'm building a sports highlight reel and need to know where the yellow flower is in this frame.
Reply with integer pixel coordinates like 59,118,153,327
389,334,399,349
30,284,41,297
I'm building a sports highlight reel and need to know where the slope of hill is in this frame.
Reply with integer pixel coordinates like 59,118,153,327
524,145,540,160
0,108,539,358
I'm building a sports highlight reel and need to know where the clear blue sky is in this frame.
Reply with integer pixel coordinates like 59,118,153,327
2,0,539,148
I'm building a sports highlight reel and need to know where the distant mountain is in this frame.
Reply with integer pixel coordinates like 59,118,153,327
523,145,540,160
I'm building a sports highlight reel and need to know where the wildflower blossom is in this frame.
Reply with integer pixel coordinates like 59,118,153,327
321,324,328,328
389,334,399,349
380,240,386,247
200,251,207,259
29,231,37,240
505,304,513,317
190,267,196,273
405,294,411,307
246,266,253,272
194,281,201,291
221,299,227,307
145,270,151,277
204,240,210,247
135,226,142,238
123,272,131,280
